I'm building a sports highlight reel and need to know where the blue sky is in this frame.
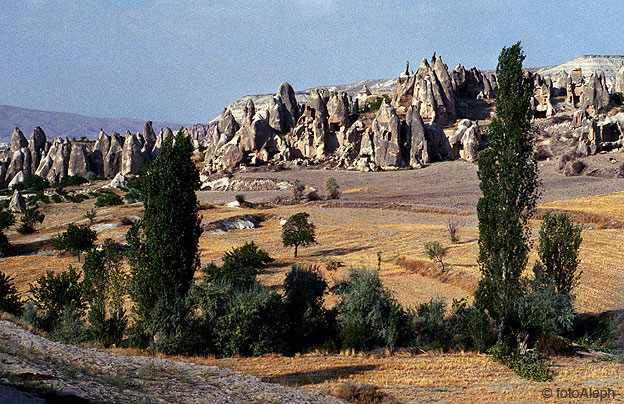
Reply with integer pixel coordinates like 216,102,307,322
0,0,621,123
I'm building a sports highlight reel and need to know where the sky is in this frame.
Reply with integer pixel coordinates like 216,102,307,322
0,0,621,124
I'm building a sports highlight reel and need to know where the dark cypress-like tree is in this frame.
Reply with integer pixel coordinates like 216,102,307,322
475,42,539,341
127,130,201,353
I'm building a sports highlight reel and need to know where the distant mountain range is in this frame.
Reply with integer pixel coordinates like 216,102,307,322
0,105,184,144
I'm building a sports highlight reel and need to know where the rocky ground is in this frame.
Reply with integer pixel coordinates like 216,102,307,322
0,319,345,404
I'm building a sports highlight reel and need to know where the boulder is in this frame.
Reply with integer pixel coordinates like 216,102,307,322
109,172,127,188
68,143,90,177
9,189,25,213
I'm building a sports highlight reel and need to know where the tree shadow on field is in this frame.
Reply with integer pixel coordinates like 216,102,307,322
261,364,378,386
8,239,54,256
308,246,369,257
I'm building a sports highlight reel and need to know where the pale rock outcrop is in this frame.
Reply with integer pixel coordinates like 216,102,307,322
46,138,72,184
9,189,25,213
404,105,428,167
531,74,555,118
121,132,145,174
553,71,569,97
289,89,329,159
109,172,127,188
104,133,124,178
567,68,585,107
5,149,25,184
448,119,481,162
216,109,240,147
369,101,402,168
581,71,610,116
615,64,624,95
9,127,28,156
267,96,289,133
68,143,90,177
8,170,26,190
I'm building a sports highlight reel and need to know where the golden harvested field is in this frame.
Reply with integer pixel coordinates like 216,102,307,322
2,172,624,403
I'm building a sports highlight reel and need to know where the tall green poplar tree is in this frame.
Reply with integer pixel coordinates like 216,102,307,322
476,42,539,341
127,130,201,353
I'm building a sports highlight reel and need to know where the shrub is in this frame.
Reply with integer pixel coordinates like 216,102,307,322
424,241,447,271
14,175,49,192
447,298,495,352
95,191,123,207
447,217,462,243
325,259,343,271
325,177,340,199
191,281,286,356
488,340,550,382
82,240,127,347
412,298,448,348
123,188,141,203
291,180,306,201
56,175,88,188
51,223,97,261
26,192,50,207
203,241,273,286
0,271,22,315
17,207,45,234
0,206,15,255
51,304,92,344
282,212,316,257
29,266,85,330
64,192,89,204
334,268,411,350
84,208,97,225
283,266,335,354
51,193,63,203
368,95,391,112
332,381,398,404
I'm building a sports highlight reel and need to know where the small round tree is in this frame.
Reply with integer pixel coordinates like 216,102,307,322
282,212,316,257
424,241,448,271
51,223,97,262
325,177,340,199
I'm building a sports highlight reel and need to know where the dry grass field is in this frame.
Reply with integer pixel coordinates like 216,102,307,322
1,166,623,403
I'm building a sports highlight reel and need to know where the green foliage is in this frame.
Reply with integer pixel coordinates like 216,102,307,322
282,212,316,257
51,304,92,344
0,206,15,255
14,175,49,192
17,207,45,234
127,130,202,353
447,298,495,352
64,192,89,204
82,240,127,347
29,266,85,330
56,175,88,188
325,259,344,271
334,268,411,350
123,188,141,203
292,180,306,201
26,191,50,207
537,213,582,297
488,340,550,382
203,241,273,286
95,191,123,207
476,42,538,338
84,208,97,225
0,271,22,315
50,193,63,203
325,177,340,199
190,281,286,356
423,241,447,271
368,95,391,112
283,265,335,354
412,298,448,348
51,223,97,260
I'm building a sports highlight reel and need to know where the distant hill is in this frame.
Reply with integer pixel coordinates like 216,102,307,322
536,55,624,80
0,105,185,144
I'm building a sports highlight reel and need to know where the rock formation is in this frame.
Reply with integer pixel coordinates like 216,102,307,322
615,64,624,95
9,189,25,213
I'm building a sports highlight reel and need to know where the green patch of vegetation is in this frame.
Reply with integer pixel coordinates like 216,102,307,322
368,95,391,112
95,191,123,207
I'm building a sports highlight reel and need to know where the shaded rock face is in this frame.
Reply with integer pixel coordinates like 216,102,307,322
29,127,47,175
104,133,124,178
567,68,585,108
289,89,330,159
278,82,300,131
370,102,402,168
8,170,26,190
451,64,497,100
68,143,90,177
217,109,240,146
90,130,111,177
10,127,28,156
615,64,624,95
424,123,451,163
404,105,428,167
